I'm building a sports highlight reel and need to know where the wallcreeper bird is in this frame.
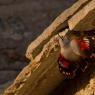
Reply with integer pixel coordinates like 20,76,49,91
58,30,95,79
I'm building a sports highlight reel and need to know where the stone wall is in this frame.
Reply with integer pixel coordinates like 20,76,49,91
2,0,95,95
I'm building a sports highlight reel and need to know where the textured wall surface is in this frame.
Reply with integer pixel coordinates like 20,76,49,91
3,0,95,95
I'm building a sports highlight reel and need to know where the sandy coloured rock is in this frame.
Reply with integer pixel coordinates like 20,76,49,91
26,0,89,60
68,0,95,31
3,31,68,95
2,0,95,95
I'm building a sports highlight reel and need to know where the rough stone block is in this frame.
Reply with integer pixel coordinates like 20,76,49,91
3,30,67,95
68,0,95,31
26,0,89,60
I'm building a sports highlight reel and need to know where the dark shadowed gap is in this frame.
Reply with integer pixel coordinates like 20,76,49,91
50,63,95,95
